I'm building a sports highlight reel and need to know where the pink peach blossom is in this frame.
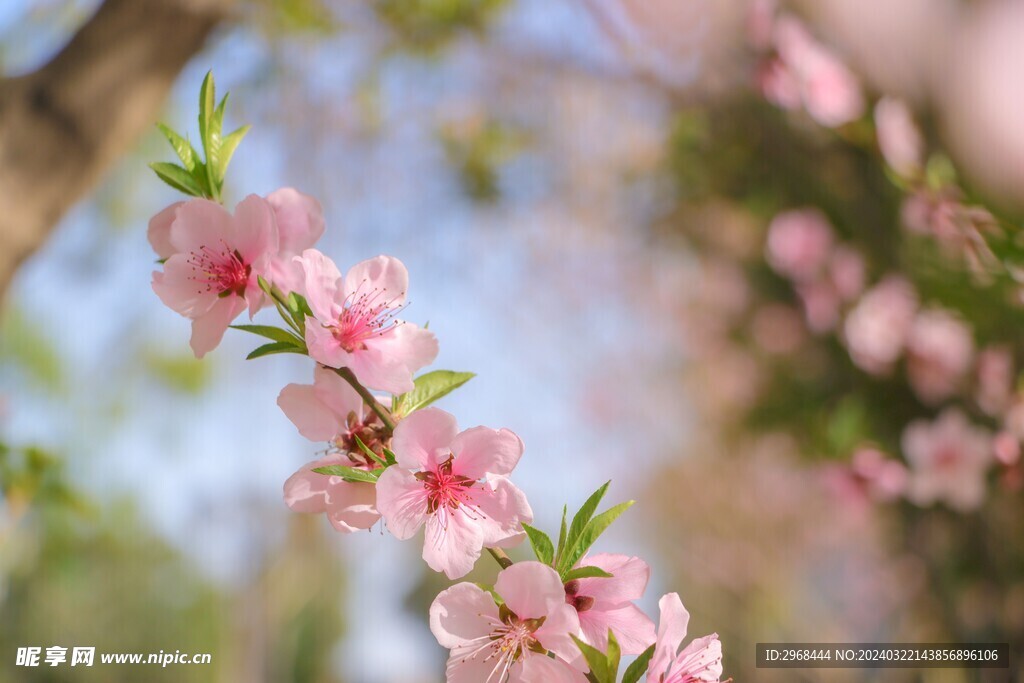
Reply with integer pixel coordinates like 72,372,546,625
905,308,975,404
976,346,1014,417
375,408,532,579
296,249,438,394
772,16,864,128
829,246,866,301
152,195,278,358
796,280,841,334
823,447,907,510
765,208,835,283
430,562,586,682
265,188,325,294
565,553,656,655
278,365,389,532
902,409,993,512
647,593,723,683
874,97,924,177
843,276,918,375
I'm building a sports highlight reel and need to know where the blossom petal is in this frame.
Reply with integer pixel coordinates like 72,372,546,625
347,342,416,394
470,477,532,547
370,323,439,376
649,593,690,680
283,459,335,513
344,255,409,307
375,467,428,540
576,554,650,606
578,603,657,656
429,582,499,649
277,382,340,442
147,202,182,259
533,603,586,671
519,653,588,683
231,194,278,266
494,561,564,620
446,648,508,683
167,199,231,254
325,481,380,533
423,508,485,579
297,249,343,321
451,426,524,479
267,187,325,256
312,364,365,422
391,408,459,470
665,634,723,683
305,317,350,369
189,295,246,358
152,255,218,318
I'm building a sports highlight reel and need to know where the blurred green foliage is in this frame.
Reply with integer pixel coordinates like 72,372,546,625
374,0,508,53
0,307,64,394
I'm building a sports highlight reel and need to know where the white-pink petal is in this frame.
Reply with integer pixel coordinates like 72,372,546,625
494,561,565,621
391,408,460,471
451,426,524,479
277,382,341,442
374,466,428,540
423,507,486,579
343,255,409,307
429,582,499,649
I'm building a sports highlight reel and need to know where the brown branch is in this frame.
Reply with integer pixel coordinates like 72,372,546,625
0,0,234,299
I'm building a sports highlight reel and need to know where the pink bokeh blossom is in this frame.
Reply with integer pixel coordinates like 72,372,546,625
843,276,918,375
647,592,724,683
902,409,993,512
375,408,532,579
151,195,277,358
905,308,975,404
763,16,865,128
278,365,389,532
874,97,924,177
765,208,835,283
297,249,438,394
565,553,656,655
430,562,586,682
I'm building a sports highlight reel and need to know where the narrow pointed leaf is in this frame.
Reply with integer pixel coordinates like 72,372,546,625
218,125,248,185
245,341,305,360
562,501,635,573
558,481,610,573
555,505,568,563
622,644,655,683
394,370,476,416
156,123,197,171
150,162,205,197
572,635,612,683
353,434,388,469
230,324,304,345
311,464,381,484
562,566,614,582
521,523,554,565
606,630,621,680
198,71,215,155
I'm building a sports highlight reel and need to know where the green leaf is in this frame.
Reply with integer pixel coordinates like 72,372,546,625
557,481,610,572
562,566,614,582
521,523,554,565
257,275,275,298
622,644,655,683
606,630,621,680
353,434,388,469
156,123,198,172
382,447,398,467
561,501,635,575
394,370,476,415
245,341,305,360
230,324,304,345
198,71,215,159
218,124,250,185
556,504,568,560
572,635,612,683
150,162,205,197
311,465,381,483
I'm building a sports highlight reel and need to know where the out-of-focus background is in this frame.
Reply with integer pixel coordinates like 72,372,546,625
1,1,1023,681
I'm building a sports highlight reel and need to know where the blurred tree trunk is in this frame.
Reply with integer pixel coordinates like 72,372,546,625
0,0,233,299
